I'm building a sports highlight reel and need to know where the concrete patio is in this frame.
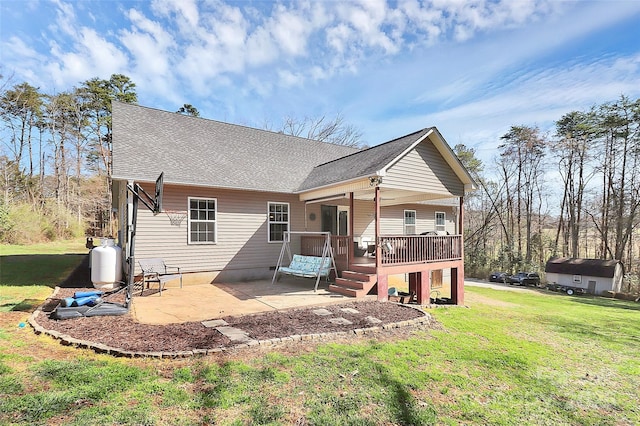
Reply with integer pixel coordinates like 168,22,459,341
131,277,375,325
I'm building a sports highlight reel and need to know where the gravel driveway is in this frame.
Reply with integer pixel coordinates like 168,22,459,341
465,279,542,293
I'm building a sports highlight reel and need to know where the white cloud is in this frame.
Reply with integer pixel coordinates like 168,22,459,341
3,36,41,61
372,51,640,164
170,1,253,93
328,0,398,55
268,4,313,57
246,75,273,97
396,0,443,44
1,36,47,86
120,9,175,76
326,23,353,54
49,0,78,37
117,9,180,103
245,26,279,66
46,27,129,86
278,69,304,88
150,0,199,28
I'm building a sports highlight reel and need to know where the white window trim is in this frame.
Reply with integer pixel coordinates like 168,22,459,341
188,197,217,244
268,201,290,243
404,209,417,235
435,211,446,231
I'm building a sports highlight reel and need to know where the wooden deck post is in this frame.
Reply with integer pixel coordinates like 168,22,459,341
374,185,387,301
451,266,464,305
454,196,465,305
377,273,388,302
409,271,431,304
420,270,431,304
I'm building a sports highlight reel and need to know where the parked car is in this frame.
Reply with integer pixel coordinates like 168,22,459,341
489,272,507,283
507,272,541,287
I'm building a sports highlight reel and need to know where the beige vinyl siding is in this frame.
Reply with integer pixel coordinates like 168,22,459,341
353,200,456,241
383,139,464,196
124,181,458,280
304,203,323,232
303,198,350,233
132,183,305,277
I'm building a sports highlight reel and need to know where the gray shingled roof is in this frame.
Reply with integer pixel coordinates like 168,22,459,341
297,128,432,191
545,257,621,278
111,102,359,193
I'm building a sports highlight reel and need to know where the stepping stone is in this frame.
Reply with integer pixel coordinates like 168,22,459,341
312,308,333,316
216,326,255,343
329,317,352,325
340,308,360,314
365,316,382,324
201,319,229,328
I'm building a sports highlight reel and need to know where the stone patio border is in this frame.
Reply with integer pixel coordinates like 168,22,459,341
28,287,434,359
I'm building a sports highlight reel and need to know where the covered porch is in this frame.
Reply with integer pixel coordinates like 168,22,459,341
297,194,465,304
294,128,474,304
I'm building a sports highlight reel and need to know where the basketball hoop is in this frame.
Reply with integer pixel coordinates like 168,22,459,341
165,210,187,226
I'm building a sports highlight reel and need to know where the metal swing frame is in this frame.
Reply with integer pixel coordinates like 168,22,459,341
271,231,338,291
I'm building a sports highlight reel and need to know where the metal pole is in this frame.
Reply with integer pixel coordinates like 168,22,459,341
125,187,139,308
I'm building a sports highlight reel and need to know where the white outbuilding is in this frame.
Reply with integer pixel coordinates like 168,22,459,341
545,257,624,295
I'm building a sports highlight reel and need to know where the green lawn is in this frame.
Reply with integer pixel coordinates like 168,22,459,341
1,239,87,256
1,242,639,425
0,239,87,311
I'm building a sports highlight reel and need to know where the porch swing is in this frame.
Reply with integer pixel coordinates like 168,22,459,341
271,231,337,291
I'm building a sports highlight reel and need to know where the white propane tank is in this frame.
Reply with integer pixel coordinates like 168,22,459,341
90,238,123,289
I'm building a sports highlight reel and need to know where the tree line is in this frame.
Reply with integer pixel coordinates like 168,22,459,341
1,74,138,242
457,95,640,291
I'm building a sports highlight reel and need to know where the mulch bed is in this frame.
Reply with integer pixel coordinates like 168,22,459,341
33,287,432,354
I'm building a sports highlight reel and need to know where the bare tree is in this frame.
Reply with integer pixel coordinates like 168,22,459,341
498,126,547,268
43,92,74,207
278,113,364,148
588,96,640,270
553,110,597,258
79,74,137,234
0,82,42,179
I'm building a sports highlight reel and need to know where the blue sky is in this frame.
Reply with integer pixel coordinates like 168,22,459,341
2,0,640,165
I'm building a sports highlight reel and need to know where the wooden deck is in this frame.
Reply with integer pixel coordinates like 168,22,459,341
301,235,465,304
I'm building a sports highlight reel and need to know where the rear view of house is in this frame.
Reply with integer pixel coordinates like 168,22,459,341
111,102,476,304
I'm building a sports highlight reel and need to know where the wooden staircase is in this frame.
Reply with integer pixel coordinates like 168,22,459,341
329,264,377,298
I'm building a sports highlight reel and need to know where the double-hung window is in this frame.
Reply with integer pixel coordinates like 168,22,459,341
435,211,446,232
188,197,216,244
268,202,289,242
404,210,416,235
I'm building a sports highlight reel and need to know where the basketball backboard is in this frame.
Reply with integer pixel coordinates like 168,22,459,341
154,172,164,215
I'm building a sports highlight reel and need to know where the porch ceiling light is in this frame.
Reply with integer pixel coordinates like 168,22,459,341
369,176,382,186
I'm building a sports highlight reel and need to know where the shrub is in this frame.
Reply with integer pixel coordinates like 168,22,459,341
0,201,85,244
